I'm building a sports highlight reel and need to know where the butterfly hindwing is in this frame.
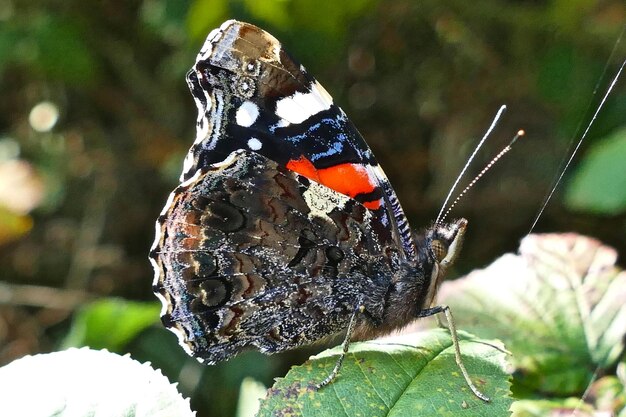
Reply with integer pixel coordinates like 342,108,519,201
151,150,404,362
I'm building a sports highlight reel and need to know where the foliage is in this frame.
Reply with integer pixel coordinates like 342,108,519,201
440,233,626,416
0,1,625,416
258,330,511,417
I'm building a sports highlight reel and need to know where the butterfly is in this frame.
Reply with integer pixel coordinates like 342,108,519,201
149,19,486,401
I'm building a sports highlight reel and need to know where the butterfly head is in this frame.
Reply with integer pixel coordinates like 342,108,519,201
418,218,468,307
429,218,467,269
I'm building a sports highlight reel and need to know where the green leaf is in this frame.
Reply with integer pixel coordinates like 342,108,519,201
62,298,161,352
565,128,626,214
258,329,512,417
0,348,194,417
439,233,626,395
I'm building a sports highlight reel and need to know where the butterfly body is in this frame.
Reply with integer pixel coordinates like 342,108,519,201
150,20,466,366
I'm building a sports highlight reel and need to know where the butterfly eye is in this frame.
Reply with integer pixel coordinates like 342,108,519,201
431,239,448,262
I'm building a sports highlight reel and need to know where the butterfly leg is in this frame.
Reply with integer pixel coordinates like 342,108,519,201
416,305,490,402
315,302,365,389
429,309,446,329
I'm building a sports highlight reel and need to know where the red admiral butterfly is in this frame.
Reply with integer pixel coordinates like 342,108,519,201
150,20,486,401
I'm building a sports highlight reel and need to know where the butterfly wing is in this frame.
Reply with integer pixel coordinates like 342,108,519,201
181,20,416,261
151,150,407,362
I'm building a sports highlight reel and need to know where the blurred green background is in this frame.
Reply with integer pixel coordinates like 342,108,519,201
0,0,624,415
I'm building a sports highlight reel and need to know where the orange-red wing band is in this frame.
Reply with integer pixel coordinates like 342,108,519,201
286,156,382,210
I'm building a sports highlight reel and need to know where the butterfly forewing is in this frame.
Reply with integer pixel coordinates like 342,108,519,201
181,20,416,261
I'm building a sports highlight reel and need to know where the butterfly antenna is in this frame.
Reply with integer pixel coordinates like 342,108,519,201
435,105,507,225
438,130,525,224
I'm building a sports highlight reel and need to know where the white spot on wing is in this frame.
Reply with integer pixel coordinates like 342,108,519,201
275,81,333,124
236,101,259,127
247,137,262,150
